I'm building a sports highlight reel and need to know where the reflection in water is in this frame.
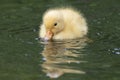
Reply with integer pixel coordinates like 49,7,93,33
40,38,88,78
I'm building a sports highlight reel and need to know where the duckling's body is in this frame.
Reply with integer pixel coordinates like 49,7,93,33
39,7,88,40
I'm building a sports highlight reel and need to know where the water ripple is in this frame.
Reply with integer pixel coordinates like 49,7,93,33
39,38,88,78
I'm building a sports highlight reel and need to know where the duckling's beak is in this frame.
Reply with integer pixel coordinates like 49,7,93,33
44,30,53,41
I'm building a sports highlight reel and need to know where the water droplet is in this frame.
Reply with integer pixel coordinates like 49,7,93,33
33,29,37,32
97,32,101,36
8,34,13,38
42,57,46,61
35,37,40,40
25,53,29,57
115,52,120,54
114,48,120,51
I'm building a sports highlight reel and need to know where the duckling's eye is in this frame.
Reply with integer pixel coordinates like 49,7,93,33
54,23,57,26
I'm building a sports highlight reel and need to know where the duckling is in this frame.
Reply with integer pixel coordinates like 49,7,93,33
39,7,88,40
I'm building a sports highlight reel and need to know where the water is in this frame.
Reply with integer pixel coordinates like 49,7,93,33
40,38,88,79
0,0,120,80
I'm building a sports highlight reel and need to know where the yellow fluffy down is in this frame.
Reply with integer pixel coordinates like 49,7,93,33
39,7,88,40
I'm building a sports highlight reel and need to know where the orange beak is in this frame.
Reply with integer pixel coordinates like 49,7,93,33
44,30,53,41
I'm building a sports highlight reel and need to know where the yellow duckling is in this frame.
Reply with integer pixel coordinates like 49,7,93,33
39,7,88,40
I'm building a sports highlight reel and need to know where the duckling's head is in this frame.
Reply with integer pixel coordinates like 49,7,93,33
43,10,64,40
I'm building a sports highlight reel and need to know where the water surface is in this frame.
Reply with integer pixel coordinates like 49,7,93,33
0,0,120,80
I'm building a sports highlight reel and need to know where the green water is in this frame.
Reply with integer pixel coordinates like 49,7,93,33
0,0,120,80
